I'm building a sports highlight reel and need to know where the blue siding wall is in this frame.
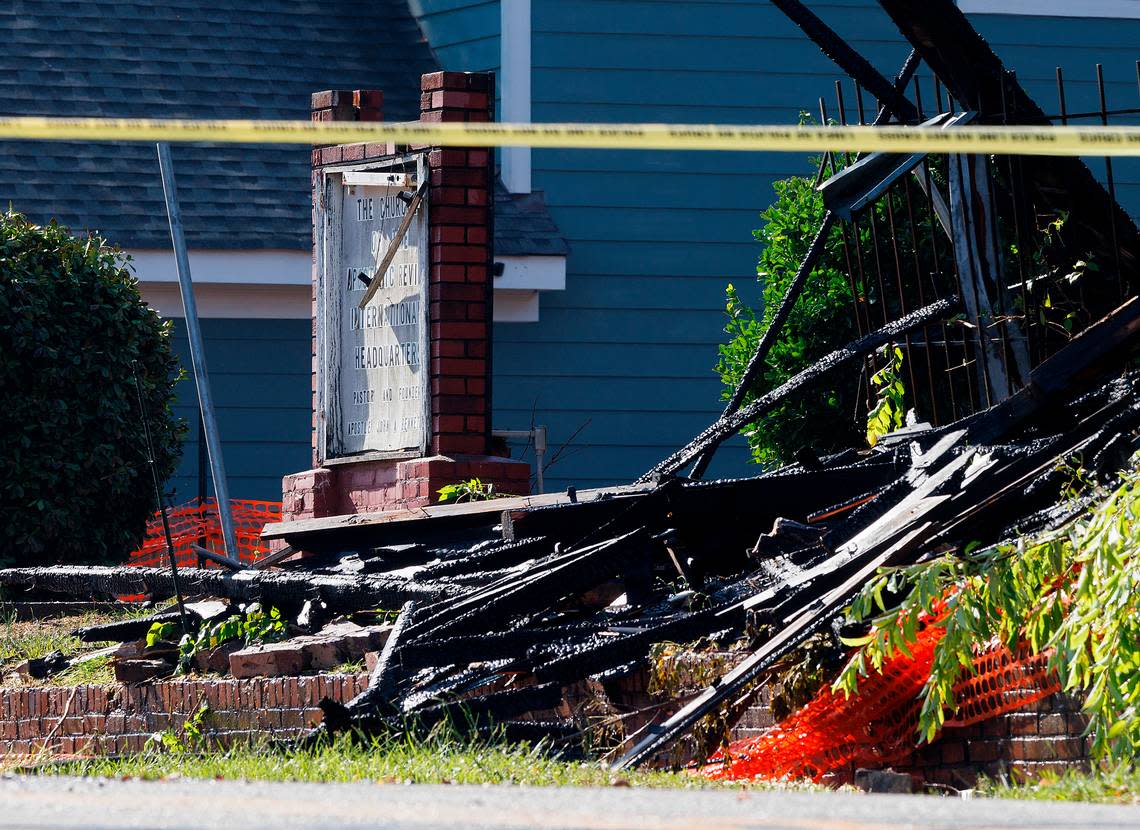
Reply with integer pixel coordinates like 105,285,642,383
417,0,1140,492
167,318,312,503
408,1,499,76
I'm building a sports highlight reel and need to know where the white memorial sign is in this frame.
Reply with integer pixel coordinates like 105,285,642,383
317,162,429,459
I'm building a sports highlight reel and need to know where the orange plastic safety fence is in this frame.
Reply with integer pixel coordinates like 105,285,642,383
127,499,281,570
700,622,1061,782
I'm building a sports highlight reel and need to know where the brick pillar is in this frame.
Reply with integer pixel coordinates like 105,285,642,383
311,89,383,123
282,89,386,526
422,71,494,456
279,76,529,534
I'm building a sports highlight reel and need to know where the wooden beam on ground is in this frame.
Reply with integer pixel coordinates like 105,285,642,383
259,482,654,546
0,566,460,612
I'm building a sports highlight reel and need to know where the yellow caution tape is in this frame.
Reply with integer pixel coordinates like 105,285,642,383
5,116,1140,156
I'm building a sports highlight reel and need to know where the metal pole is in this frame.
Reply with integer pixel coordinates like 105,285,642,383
534,425,546,495
491,427,547,494
156,142,239,562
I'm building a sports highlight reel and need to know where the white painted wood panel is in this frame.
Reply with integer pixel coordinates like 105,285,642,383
316,155,430,462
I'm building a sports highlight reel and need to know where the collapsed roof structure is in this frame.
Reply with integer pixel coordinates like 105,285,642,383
5,0,1140,772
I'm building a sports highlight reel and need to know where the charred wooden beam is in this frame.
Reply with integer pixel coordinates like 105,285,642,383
407,528,652,642
642,296,960,480
398,626,601,671
688,48,922,480
0,566,459,612
416,536,552,579
338,600,417,724
966,297,1140,445
533,607,743,685
770,0,918,122
74,610,183,644
409,681,565,725
877,0,1140,279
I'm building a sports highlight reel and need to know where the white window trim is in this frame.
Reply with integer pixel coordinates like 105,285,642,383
500,0,532,194
139,282,312,319
959,0,1140,18
131,248,563,322
494,255,565,292
493,255,566,323
127,249,311,285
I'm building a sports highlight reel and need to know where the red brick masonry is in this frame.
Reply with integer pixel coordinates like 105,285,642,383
281,455,531,520
0,673,368,757
281,71,529,526
0,667,1090,783
894,692,1091,788
620,651,1090,786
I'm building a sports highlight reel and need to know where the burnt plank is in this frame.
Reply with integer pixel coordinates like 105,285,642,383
877,0,1140,281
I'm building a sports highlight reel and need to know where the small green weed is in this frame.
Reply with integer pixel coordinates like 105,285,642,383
437,477,503,504
146,603,287,674
146,703,211,754
865,344,906,447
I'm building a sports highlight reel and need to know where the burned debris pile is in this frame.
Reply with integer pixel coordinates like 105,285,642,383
4,296,1140,764
5,0,1140,771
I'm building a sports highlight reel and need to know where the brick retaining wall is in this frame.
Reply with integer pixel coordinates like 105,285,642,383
0,659,1092,785
609,650,1090,786
0,673,368,758
893,692,1091,787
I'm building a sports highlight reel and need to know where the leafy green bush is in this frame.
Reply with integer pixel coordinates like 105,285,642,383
716,170,862,467
717,150,943,466
0,212,182,566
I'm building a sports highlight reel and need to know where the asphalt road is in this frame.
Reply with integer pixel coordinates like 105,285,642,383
1,777,1138,830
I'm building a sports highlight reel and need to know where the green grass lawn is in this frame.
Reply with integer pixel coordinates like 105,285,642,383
29,735,1140,802
24,727,1140,802
977,765,1140,805
0,608,141,686
26,733,825,790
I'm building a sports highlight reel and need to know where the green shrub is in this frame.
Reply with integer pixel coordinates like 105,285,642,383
717,152,941,467
0,211,182,566
716,169,862,467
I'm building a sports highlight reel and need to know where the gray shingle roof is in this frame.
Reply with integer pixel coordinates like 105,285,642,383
494,183,570,257
0,1,565,256
0,1,436,249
